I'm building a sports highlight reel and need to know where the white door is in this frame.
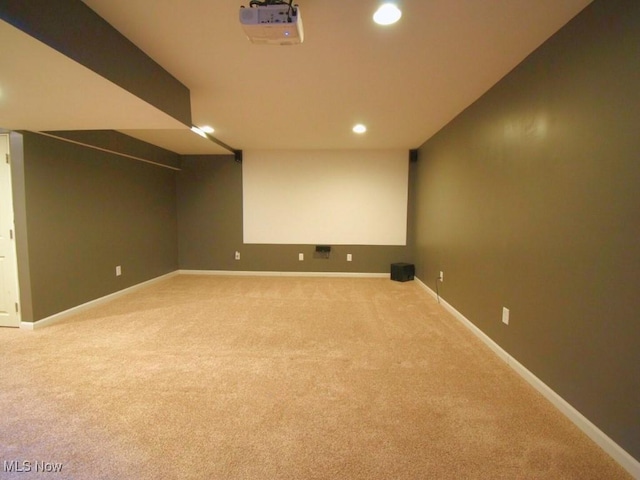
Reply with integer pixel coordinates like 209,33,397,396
0,134,20,327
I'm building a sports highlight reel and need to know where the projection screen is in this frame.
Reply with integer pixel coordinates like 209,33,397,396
242,150,408,245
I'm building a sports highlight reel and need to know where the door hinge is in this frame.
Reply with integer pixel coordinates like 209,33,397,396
5,153,8,164
9,229,14,240
15,302,19,313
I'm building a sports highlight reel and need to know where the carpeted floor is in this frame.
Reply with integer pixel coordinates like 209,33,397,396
0,275,632,479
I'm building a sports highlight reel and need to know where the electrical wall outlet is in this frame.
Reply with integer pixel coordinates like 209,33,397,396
439,271,444,282
502,307,510,325
347,253,352,262
116,265,122,277
298,253,304,261
235,251,241,260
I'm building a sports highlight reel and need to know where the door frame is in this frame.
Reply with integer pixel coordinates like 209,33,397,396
0,133,21,327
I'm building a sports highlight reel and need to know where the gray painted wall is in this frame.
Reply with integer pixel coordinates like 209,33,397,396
177,155,414,273
413,0,639,460
16,132,178,322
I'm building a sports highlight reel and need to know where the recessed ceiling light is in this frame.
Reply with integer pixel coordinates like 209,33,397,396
191,126,207,138
373,3,402,26
200,125,215,133
353,124,367,134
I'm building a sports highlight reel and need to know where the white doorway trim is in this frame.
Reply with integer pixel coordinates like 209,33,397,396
0,133,21,327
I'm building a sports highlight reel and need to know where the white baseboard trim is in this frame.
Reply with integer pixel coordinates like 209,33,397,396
20,271,179,330
414,276,640,479
178,269,389,279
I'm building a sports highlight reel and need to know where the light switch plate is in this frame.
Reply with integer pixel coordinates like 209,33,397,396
502,307,510,325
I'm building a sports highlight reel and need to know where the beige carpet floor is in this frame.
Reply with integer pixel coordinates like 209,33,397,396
0,275,632,479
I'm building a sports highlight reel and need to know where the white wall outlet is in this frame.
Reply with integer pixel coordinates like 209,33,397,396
298,253,304,261
439,271,444,282
235,251,241,260
116,265,122,277
347,253,352,262
502,307,510,325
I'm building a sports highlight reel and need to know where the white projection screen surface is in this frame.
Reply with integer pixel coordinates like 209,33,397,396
242,150,408,245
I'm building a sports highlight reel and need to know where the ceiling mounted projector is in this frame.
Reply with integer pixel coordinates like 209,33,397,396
240,2,304,45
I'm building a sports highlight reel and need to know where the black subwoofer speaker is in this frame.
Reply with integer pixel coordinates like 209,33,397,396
391,263,415,282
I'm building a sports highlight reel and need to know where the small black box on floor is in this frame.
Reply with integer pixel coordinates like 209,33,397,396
391,263,415,282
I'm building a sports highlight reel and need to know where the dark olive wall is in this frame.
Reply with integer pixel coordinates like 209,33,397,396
177,155,413,273
19,132,178,322
413,0,639,460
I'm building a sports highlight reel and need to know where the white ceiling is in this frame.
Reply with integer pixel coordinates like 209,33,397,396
1,0,592,155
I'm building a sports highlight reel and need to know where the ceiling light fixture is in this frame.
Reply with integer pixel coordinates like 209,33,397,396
191,126,208,138
373,3,402,26
353,124,367,134
200,125,215,133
